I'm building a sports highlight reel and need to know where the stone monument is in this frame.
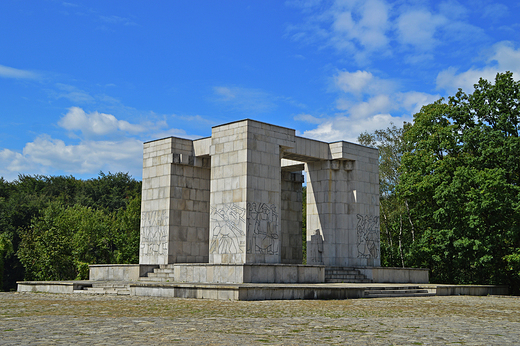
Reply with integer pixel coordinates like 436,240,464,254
138,119,380,283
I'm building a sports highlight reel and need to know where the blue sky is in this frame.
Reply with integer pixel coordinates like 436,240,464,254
1,0,519,181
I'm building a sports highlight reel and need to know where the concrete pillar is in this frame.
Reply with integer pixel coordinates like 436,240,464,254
139,137,210,265
306,142,380,267
280,171,304,264
208,120,295,264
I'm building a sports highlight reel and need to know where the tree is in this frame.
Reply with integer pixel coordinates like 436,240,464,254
113,195,141,264
399,72,520,291
17,202,76,281
1,172,142,289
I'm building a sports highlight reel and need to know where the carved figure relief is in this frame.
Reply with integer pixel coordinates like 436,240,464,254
140,210,169,257
209,204,246,254
356,214,380,259
246,202,279,255
309,229,323,264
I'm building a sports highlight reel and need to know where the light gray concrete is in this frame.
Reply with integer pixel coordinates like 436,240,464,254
172,263,324,284
89,264,158,281
139,119,381,272
359,267,429,284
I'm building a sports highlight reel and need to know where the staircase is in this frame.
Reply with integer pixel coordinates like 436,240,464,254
74,282,131,295
364,286,436,298
325,267,372,283
138,264,176,283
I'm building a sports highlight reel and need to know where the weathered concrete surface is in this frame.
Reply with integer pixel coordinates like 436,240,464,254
17,280,508,301
2,292,519,345
89,264,158,281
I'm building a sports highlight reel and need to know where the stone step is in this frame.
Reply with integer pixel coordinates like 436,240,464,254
155,268,175,274
366,289,429,295
77,286,132,295
146,272,175,278
326,272,361,277
364,287,436,298
91,283,128,288
159,264,176,269
365,291,436,298
85,287,108,294
138,276,171,283
325,278,373,283
325,267,372,284
365,286,422,291
326,274,367,279
325,269,358,274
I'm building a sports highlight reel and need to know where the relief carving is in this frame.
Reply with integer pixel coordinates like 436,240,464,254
140,210,169,257
309,229,323,264
356,214,380,259
246,202,279,255
209,204,246,254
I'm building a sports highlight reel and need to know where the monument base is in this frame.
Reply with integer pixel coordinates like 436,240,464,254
88,264,430,284
172,264,324,284
89,264,158,281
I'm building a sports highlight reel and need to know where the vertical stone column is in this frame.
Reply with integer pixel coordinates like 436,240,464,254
280,171,303,264
169,157,210,263
208,120,295,264
341,144,380,267
140,138,179,265
305,160,346,266
306,142,380,267
208,121,249,264
139,137,211,265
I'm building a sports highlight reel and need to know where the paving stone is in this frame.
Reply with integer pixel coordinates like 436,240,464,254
1,292,519,345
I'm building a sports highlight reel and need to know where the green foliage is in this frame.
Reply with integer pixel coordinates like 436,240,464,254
399,72,520,291
0,172,141,290
114,195,141,264
76,171,141,212
359,72,520,292
17,202,76,281
0,232,14,289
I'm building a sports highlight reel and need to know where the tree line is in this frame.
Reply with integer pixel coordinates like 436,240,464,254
359,72,520,293
0,172,141,291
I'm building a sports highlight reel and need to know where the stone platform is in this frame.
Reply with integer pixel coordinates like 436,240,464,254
88,264,430,284
17,280,508,301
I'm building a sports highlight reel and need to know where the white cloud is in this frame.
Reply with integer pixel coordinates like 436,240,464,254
54,83,95,103
59,107,145,137
214,87,235,101
212,86,276,113
331,0,390,52
300,113,407,143
0,64,38,79
288,0,483,63
286,0,392,63
396,91,441,115
396,10,446,51
24,136,142,173
481,3,508,20
296,68,440,143
334,70,395,96
0,136,143,181
334,70,373,94
343,94,394,117
1,94,213,180
0,149,35,180
294,113,323,124
436,41,520,93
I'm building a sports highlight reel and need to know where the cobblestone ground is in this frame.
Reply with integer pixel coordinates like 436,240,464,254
1,292,519,345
